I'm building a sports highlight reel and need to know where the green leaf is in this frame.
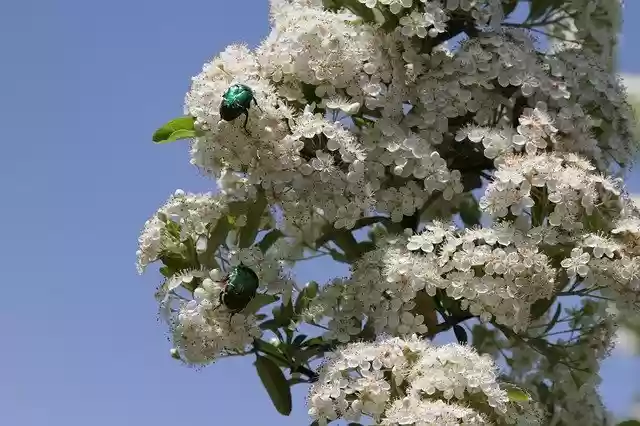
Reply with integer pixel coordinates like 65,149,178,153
257,229,284,254
505,385,531,403
526,0,562,23
328,249,348,263
294,283,318,315
453,325,468,345
159,266,172,277
254,339,289,368
152,116,196,144
259,319,281,331
503,0,518,16
288,377,309,386
471,324,487,347
303,337,325,348
530,297,554,321
254,356,293,416
292,334,308,347
244,293,279,315
412,290,438,331
272,300,295,328
618,421,640,426
459,194,481,226
238,190,268,248
543,303,563,334
199,217,231,269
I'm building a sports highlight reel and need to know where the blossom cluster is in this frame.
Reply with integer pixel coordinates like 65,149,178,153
137,0,639,423
480,152,623,231
161,269,262,365
308,335,540,425
309,222,557,338
136,190,229,273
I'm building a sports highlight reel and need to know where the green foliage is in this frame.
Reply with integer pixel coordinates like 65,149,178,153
152,116,196,143
526,0,564,24
458,194,482,227
257,229,284,254
237,190,268,248
254,356,293,416
504,384,531,403
453,325,469,345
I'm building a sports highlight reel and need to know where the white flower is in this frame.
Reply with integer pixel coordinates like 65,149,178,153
561,248,591,277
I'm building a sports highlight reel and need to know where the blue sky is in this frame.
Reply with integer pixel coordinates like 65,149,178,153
1,1,640,425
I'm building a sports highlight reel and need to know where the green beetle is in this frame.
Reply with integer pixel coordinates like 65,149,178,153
219,263,260,313
219,83,259,132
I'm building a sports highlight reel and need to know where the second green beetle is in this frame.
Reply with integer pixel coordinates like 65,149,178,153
219,83,259,132
219,264,260,313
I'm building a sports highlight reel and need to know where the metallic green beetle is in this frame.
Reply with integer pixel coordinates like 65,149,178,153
219,83,259,132
219,263,260,313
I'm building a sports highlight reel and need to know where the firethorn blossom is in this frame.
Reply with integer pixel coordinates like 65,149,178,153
136,0,639,423
308,335,540,425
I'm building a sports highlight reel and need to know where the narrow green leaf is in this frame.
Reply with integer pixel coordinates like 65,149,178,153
530,297,554,321
412,290,438,331
259,319,281,331
199,217,231,269
527,0,553,22
292,334,308,347
255,339,284,359
288,377,309,386
471,324,488,349
244,293,279,315
159,266,172,277
152,116,196,144
238,190,268,248
543,303,563,334
459,195,481,226
254,356,293,416
303,337,325,348
503,0,518,16
328,249,348,263
257,229,284,254
454,325,468,345
506,387,530,403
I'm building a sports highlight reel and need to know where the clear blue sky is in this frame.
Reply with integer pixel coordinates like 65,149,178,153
1,1,640,425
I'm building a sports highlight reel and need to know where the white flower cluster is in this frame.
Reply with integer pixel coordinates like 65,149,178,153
480,152,623,231
449,34,634,168
308,335,536,425
138,0,640,422
308,223,556,341
162,269,262,365
136,190,228,273
307,238,431,343
180,0,634,237
407,222,557,331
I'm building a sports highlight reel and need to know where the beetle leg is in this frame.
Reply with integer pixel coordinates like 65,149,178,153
242,112,250,135
212,292,224,312
252,97,262,112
